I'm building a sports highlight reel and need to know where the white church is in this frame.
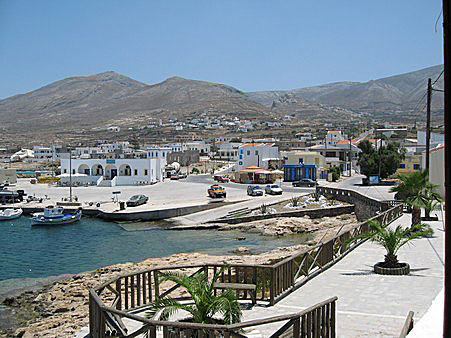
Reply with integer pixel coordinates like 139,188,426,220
59,147,170,186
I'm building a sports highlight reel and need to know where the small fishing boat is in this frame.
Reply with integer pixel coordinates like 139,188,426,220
31,206,82,226
0,208,23,221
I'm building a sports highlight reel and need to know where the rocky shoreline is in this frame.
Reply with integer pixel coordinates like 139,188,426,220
1,214,358,338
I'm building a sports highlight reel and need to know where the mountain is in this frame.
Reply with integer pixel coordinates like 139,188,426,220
248,65,444,116
0,72,269,135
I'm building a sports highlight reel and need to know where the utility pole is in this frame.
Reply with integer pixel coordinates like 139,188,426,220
443,0,450,336
349,135,352,177
426,78,432,176
69,148,72,202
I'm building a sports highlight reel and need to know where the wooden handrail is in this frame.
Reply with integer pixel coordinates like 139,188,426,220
89,186,403,337
100,296,337,331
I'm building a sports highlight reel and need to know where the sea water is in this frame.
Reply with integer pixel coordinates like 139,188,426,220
0,216,299,297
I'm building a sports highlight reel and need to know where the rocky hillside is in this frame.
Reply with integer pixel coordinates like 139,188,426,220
248,65,444,116
0,72,269,134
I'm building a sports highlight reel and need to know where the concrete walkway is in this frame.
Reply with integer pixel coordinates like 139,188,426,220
168,192,301,227
76,210,444,337
239,211,444,337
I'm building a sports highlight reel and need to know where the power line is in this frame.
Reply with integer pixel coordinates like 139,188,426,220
432,69,444,86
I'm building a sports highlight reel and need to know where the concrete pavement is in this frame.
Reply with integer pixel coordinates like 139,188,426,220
238,211,444,337
322,174,396,201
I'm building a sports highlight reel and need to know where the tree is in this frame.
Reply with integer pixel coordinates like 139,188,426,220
145,268,242,325
328,166,341,182
357,141,404,179
390,170,428,226
348,221,432,268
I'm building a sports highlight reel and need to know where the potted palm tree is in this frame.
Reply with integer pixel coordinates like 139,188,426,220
390,170,428,226
348,220,432,275
144,268,242,335
418,182,442,221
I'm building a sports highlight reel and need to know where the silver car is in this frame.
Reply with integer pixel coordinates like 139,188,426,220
247,185,264,196
265,184,283,195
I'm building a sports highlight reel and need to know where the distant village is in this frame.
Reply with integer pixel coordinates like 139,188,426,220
0,120,445,198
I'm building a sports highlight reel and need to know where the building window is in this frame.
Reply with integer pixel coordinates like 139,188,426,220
400,164,406,169
239,155,243,160
64,169,67,173
240,149,243,154
72,169,75,174
413,164,420,170
239,161,243,165
134,169,138,175
247,150,250,156
255,150,259,155
145,169,148,175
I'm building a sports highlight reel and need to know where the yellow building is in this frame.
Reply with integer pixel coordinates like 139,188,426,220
396,154,422,176
283,151,327,181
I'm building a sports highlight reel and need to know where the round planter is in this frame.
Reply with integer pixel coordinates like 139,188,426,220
373,262,410,275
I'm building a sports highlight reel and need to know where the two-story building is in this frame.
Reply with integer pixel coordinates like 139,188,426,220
236,143,279,171
283,151,326,181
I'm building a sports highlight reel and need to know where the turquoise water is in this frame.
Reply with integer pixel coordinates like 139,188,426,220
0,216,299,296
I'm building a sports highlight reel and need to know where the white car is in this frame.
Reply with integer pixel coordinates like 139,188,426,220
265,184,283,195
247,185,264,196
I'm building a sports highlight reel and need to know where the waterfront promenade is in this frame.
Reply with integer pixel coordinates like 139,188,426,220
76,210,444,337
238,211,444,337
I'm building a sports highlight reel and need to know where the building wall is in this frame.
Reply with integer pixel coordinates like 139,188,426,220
236,144,279,171
427,146,445,198
60,157,164,185
396,154,422,176
0,169,17,184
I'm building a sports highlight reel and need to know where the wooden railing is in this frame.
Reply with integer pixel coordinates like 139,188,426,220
90,289,337,337
89,189,403,337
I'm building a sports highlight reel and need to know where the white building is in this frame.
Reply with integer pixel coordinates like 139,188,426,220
325,130,346,147
236,143,279,171
60,152,166,187
422,144,445,198
32,146,53,162
417,130,444,147
183,141,210,155
217,142,242,161
99,142,132,153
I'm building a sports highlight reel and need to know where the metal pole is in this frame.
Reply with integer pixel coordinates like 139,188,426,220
349,135,352,177
443,0,450,336
69,149,72,202
426,78,432,175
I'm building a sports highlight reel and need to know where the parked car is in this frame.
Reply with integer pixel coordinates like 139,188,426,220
208,184,227,198
247,185,264,196
217,176,230,183
265,184,283,195
178,173,187,179
292,179,317,187
126,194,149,207
170,174,180,180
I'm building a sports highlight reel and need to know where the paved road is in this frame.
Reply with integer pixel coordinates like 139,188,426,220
186,173,314,194
323,174,396,201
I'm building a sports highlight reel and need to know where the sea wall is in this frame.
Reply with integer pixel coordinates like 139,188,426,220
210,205,354,225
316,186,393,221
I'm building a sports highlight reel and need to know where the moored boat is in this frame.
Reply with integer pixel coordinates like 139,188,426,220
31,206,82,226
0,208,23,221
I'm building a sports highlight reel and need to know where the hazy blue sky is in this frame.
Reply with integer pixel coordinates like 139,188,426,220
0,0,444,99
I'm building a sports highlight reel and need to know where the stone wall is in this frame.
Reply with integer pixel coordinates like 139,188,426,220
211,205,354,225
316,186,394,221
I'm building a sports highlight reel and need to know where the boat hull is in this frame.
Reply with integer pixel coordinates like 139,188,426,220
31,210,82,226
0,208,23,221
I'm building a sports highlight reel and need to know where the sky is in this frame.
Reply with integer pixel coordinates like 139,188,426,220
0,0,444,99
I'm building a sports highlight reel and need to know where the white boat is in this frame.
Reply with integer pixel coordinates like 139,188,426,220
31,206,82,226
0,208,23,221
